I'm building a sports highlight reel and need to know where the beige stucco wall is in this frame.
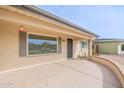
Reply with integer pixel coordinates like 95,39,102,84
0,20,69,71
0,19,91,71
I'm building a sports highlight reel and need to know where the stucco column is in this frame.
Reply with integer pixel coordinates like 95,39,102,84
88,39,93,56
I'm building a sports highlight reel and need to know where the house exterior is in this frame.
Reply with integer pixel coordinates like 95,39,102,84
95,39,124,54
0,5,98,71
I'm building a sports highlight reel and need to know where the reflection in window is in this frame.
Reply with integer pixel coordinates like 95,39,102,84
121,44,124,51
28,34,57,55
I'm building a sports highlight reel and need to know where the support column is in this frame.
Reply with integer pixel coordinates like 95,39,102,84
73,40,82,58
88,39,93,56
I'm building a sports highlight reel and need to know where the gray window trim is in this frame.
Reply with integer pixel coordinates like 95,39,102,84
19,31,27,57
58,37,62,53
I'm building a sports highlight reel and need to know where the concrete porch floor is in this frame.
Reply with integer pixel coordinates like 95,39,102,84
0,59,122,88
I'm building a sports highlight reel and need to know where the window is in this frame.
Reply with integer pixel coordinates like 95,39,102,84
121,44,124,51
28,34,58,55
81,41,87,48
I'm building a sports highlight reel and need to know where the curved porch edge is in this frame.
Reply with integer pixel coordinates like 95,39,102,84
89,56,124,88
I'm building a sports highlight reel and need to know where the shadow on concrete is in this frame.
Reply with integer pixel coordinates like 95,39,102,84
94,62,122,88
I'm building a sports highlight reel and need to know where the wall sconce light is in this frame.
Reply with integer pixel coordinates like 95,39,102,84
19,25,26,32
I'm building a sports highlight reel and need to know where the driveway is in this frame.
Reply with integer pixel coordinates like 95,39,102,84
0,59,121,88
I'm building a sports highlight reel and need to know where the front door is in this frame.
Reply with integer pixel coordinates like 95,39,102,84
67,39,73,58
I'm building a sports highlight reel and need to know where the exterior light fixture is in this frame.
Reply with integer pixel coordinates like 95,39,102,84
19,25,25,32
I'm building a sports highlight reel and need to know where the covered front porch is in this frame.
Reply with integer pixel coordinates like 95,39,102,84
0,5,94,72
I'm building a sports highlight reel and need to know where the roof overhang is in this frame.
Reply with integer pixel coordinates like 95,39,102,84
95,39,124,43
19,5,99,37
0,5,99,40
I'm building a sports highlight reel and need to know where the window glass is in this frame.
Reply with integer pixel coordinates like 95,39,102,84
121,44,124,51
28,34,57,55
81,41,87,48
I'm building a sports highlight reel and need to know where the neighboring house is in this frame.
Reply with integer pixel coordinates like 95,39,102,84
95,38,124,54
0,5,98,70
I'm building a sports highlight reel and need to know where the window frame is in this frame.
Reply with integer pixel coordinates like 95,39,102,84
27,32,59,56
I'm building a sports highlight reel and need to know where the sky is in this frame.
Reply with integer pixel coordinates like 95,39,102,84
37,5,124,39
